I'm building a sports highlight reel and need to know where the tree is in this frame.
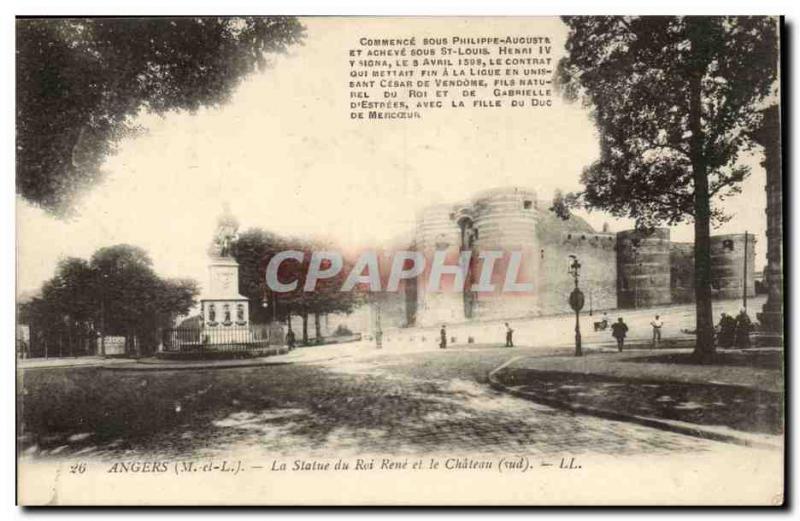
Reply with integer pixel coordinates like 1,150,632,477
17,17,305,216
233,227,300,324
550,189,579,221
40,257,96,325
557,16,778,360
233,228,364,343
22,244,199,357
303,241,366,343
89,245,198,353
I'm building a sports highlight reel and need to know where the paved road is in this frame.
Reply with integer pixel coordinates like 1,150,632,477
19,344,734,461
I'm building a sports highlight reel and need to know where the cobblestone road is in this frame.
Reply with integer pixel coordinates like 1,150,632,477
20,345,732,461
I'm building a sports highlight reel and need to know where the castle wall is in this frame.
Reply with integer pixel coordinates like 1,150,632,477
669,234,756,303
413,203,465,327
616,228,671,308
412,187,619,324
669,242,695,303
538,231,617,315
409,187,758,323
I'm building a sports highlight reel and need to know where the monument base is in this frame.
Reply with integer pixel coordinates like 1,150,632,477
756,311,784,347
156,345,289,361
268,323,286,346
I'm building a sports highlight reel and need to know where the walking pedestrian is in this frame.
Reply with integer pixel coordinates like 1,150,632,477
286,328,296,350
734,309,752,349
611,317,628,352
440,325,447,349
505,322,514,347
650,314,663,348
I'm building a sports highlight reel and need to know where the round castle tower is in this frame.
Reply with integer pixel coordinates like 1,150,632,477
710,233,756,300
414,203,465,327
469,187,539,320
616,228,671,308
413,187,541,326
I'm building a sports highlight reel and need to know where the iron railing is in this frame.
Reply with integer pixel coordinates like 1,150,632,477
161,325,274,353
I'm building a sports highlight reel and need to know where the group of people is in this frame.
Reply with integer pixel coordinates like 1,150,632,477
716,310,753,349
434,308,752,352
602,309,753,352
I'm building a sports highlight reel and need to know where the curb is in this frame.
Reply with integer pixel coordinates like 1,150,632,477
101,353,355,372
17,359,129,371
487,361,782,451
102,359,292,372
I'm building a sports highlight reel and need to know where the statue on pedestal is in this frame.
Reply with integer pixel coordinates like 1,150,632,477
200,204,250,334
209,203,240,258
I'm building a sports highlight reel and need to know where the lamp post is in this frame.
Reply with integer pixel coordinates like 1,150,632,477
100,272,108,357
743,231,749,313
568,255,584,357
374,297,383,349
632,245,639,309
262,289,277,322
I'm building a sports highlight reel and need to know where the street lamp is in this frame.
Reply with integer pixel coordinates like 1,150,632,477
631,240,640,309
743,231,749,313
568,255,584,357
374,297,383,349
262,289,278,322
100,272,108,357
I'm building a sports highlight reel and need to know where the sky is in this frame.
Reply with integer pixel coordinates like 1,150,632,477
16,17,770,296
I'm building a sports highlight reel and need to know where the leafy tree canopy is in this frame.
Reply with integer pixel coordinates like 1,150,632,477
557,16,778,359
23,244,199,336
17,17,305,216
233,228,364,324
557,16,778,229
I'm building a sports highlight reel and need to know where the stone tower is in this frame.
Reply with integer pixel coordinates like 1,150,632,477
616,228,671,309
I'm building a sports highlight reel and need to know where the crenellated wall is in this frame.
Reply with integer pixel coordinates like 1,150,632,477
412,186,617,323
407,187,755,326
538,231,618,315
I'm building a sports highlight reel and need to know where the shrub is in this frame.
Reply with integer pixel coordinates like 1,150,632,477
333,324,353,337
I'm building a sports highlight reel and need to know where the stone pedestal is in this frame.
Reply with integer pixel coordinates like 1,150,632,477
754,106,783,344
268,323,285,346
200,256,249,330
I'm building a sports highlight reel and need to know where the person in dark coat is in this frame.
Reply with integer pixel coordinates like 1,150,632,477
286,329,296,350
505,323,514,347
611,317,629,352
717,312,736,348
440,325,447,349
734,310,753,348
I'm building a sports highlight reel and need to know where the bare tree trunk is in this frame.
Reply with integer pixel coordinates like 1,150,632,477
314,313,321,344
301,313,309,345
689,66,715,362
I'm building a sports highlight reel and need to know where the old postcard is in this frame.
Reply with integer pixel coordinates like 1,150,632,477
15,15,784,505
